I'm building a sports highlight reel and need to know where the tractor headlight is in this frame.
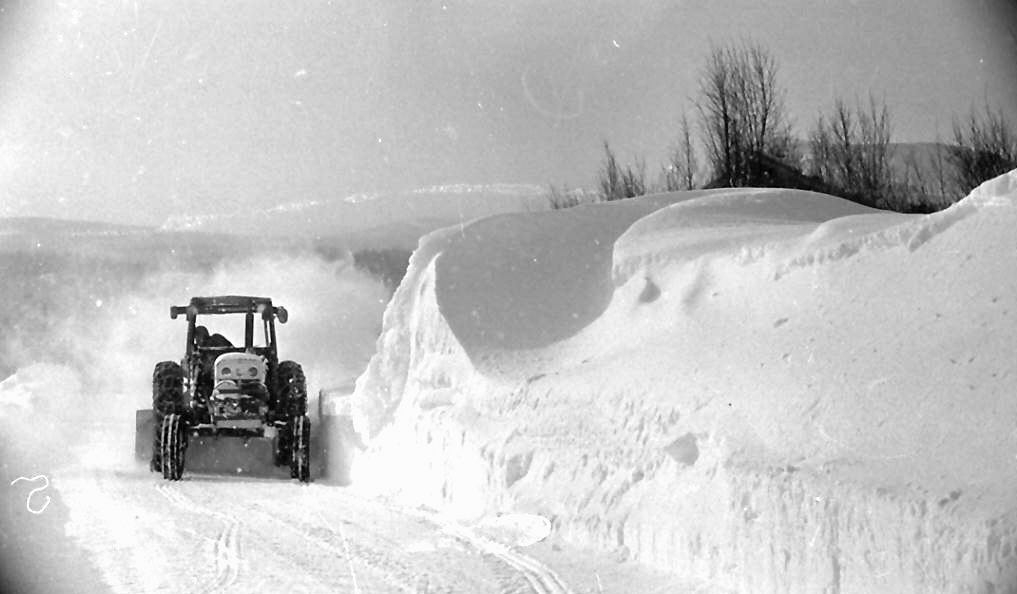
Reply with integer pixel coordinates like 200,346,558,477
248,366,258,377
222,367,232,376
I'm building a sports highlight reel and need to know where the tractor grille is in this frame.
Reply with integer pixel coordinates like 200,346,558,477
211,394,264,420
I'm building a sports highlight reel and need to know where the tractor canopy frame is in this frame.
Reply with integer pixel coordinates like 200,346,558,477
169,296,290,388
170,295,288,322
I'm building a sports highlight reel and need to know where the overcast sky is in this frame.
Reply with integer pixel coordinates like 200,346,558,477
1,0,1015,226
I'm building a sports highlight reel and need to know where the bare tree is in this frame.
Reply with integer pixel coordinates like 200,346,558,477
807,114,836,185
856,95,895,207
696,40,794,187
598,141,623,201
807,95,898,209
900,149,931,209
661,114,698,191
598,141,647,201
698,46,736,186
898,140,957,212
948,103,1017,195
929,140,952,203
546,184,582,210
621,156,647,198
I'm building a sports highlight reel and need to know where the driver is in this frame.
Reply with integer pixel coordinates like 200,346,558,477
207,332,233,348
194,325,233,348
194,325,211,347
193,325,235,402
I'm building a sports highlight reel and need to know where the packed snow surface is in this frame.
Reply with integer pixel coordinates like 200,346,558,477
352,172,1017,593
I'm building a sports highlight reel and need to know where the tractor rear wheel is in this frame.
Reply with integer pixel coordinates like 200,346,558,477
289,415,310,482
152,361,184,472
160,413,186,481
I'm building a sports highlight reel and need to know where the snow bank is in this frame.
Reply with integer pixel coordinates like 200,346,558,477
351,171,1017,593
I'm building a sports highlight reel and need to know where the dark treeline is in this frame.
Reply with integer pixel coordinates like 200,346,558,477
548,40,1016,213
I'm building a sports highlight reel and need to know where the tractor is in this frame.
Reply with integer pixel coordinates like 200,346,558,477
136,296,310,482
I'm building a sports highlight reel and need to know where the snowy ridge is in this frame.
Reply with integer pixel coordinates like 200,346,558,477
609,188,887,286
352,171,1017,593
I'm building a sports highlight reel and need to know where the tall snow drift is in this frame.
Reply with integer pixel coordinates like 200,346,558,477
352,171,1017,593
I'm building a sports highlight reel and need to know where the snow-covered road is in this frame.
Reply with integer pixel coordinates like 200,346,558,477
53,467,576,594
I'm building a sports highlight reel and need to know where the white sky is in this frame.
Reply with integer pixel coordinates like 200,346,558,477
0,0,1015,225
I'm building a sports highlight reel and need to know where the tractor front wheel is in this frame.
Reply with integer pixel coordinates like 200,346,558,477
289,415,310,482
160,414,187,481
152,361,184,472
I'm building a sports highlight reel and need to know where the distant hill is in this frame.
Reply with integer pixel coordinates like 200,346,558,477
1,183,549,256
158,183,548,250
0,217,153,237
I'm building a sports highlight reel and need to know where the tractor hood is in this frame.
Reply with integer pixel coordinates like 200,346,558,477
214,352,266,384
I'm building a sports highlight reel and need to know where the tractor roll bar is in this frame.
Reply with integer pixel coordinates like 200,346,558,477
170,296,288,323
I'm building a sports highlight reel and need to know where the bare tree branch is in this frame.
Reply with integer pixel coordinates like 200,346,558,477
948,103,1017,195
696,40,793,187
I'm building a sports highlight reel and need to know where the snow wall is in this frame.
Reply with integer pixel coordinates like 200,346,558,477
351,172,1017,593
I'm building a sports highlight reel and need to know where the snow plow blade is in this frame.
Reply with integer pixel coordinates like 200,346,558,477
135,409,153,462
134,409,300,479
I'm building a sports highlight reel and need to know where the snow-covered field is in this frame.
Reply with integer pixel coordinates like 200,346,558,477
349,171,1017,593
2,173,1016,592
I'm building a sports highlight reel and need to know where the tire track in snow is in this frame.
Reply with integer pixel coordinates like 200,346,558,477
206,516,242,593
245,501,427,593
434,518,575,594
61,468,572,593
164,480,353,591
309,507,363,594
155,483,243,593
374,499,574,594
